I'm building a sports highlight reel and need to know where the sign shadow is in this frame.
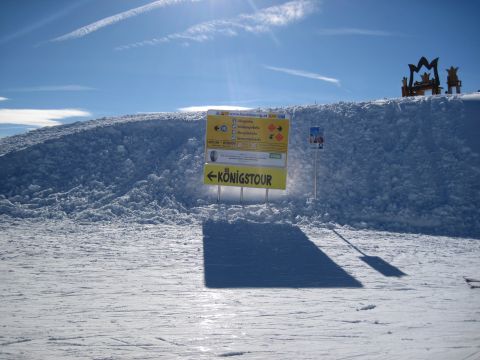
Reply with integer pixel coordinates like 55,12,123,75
203,220,363,288
332,230,407,277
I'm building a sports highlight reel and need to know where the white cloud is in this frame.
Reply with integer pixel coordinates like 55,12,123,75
0,109,91,127
51,0,200,42
317,28,394,36
9,85,94,92
117,0,318,50
178,105,252,112
0,97,8,101
264,65,340,85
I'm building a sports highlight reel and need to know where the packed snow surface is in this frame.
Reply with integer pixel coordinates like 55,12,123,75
1,94,479,237
1,219,479,359
1,94,480,359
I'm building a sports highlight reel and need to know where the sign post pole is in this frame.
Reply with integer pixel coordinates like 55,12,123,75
240,187,244,203
265,189,269,204
217,185,221,203
314,148,318,200
309,126,324,202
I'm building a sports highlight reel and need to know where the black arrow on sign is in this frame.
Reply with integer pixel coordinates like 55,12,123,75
277,126,282,132
214,125,220,131
207,171,217,181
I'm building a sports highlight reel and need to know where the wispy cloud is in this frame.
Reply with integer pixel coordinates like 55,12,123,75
178,105,252,112
51,0,200,42
264,65,340,85
8,85,94,92
0,1,88,46
0,97,8,102
317,28,395,36
117,0,318,50
0,109,91,127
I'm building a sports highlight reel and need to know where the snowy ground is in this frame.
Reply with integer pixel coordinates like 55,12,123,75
1,94,479,358
1,217,479,360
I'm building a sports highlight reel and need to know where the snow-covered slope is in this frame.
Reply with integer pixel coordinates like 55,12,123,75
1,94,479,237
2,95,480,360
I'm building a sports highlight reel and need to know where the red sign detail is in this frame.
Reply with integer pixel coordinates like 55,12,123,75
275,133,284,142
268,124,276,132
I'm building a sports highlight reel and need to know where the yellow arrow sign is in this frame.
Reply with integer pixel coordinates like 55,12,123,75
204,164,287,190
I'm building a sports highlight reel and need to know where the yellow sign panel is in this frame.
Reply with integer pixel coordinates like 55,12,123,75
206,111,290,153
204,110,290,190
204,164,287,190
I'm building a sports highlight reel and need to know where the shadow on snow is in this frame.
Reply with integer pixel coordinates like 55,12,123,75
202,220,362,288
332,229,407,277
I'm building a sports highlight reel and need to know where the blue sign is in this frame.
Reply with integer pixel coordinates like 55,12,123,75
309,127,324,149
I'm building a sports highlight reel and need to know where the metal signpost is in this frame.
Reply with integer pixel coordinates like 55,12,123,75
309,127,324,200
204,110,290,202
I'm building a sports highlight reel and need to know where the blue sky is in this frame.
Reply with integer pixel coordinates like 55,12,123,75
1,0,479,137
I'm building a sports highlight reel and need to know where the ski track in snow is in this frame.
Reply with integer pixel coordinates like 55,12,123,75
1,219,479,359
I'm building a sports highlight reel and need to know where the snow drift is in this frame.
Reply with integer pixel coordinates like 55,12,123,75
1,94,479,237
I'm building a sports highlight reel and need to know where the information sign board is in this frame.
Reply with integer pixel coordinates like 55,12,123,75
204,110,290,190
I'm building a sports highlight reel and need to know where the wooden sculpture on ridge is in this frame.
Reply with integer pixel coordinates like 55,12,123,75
446,66,462,94
401,57,462,97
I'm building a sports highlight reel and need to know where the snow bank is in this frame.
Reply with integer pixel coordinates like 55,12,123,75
1,94,479,237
